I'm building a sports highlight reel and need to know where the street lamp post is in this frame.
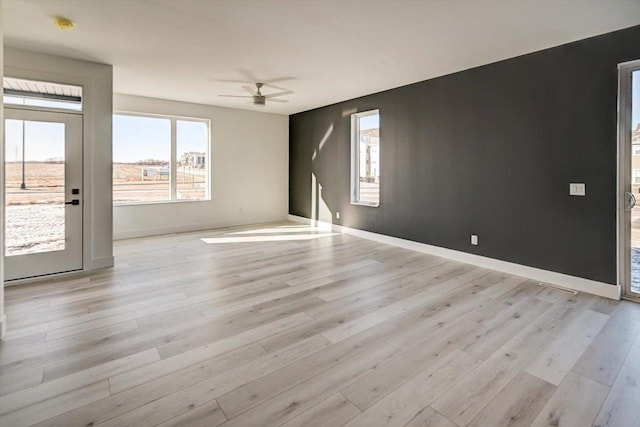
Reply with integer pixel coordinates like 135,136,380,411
20,120,26,190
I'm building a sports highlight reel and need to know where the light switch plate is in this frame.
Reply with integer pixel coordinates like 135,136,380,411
569,183,586,196
471,234,478,246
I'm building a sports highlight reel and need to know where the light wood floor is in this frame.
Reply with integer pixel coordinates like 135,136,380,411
1,221,639,427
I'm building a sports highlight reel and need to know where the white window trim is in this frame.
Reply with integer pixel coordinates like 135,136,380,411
113,111,211,206
350,109,380,207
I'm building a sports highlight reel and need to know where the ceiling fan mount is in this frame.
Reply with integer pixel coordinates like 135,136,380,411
252,83,265,106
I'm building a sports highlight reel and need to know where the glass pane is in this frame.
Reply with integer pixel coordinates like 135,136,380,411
358,113,380,204
5,119,66,256
631,70,640,293
3,77,83,111
113,115,171,204
3,96,82,111
177,120,208,200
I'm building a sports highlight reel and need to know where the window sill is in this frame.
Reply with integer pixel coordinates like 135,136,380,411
350,201,380,208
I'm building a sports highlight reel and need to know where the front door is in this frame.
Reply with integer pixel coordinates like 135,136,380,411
4,107,83,281
619,61,640,300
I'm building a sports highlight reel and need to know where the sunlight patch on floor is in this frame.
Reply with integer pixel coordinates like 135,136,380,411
201,233,337,244
227,226,323,235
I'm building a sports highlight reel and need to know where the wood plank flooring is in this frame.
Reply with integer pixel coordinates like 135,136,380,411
0,221,638,426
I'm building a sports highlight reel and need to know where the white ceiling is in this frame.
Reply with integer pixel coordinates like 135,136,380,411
3,0,640,115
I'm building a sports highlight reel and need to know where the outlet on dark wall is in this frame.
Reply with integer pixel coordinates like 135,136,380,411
289,25,640,285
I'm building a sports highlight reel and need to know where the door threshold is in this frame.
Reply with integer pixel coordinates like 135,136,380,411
4,268,88,287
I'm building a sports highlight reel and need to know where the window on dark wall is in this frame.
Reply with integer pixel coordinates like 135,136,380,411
351,109,380,206
113,113,210,205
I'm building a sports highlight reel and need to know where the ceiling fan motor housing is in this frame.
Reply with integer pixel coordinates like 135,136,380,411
253,95,266,106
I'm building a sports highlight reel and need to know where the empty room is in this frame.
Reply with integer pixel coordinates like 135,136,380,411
1,0,640,426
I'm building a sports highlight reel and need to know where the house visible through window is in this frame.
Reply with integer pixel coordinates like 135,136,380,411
351,110,380,206
113,113,210,204
177,120,209,200
633,144,640,156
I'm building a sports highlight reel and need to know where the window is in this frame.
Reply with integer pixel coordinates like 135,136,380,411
3,77,82,111
177,120,209,200
634,169,640,184
633,145,640,156
351,110,380,206
113,113,209,204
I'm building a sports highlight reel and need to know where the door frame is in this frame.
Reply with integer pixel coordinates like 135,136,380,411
617,59,640,301
3,106,84,281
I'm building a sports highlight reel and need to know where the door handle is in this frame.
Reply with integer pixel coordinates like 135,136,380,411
65,199,80,206
625,192,636,210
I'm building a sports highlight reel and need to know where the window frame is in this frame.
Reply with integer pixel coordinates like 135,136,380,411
350,109,380,207
113,111,211,206
3,77,83,112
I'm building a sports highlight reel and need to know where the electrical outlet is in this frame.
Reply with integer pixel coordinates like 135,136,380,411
569,183,586,196
336,212,340,219
471,234,478,246
238,207,244,214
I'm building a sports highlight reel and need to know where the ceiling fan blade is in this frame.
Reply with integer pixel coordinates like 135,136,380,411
262,80,295,91
267,98,290,103
264,90,294,98
242,85,257,95
268,76,295,83
219,95,252,98
261,83,287,91
212,75,295,92
237,69,260,83
211,78,249,84
237,69,296,84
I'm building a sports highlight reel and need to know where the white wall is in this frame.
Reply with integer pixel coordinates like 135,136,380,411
113,94,289,239
0,2,6,339
4,48,114,273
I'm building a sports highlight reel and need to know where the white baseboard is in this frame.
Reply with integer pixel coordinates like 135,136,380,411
288,214,621,300
0,315,6,340
114,222,224,240
113,216,288,240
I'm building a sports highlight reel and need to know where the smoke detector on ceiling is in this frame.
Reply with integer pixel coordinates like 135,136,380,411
53,16,75,30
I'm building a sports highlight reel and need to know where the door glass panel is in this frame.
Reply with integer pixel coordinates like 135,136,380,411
631,70,640,293
5,119,66,256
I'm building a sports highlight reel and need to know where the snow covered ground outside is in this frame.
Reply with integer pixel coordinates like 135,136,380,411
5,204,65,256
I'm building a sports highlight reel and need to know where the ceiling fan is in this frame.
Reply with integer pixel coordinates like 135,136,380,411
219,82,293,107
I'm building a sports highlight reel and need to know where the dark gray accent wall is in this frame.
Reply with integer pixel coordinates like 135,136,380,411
289,25,640,285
